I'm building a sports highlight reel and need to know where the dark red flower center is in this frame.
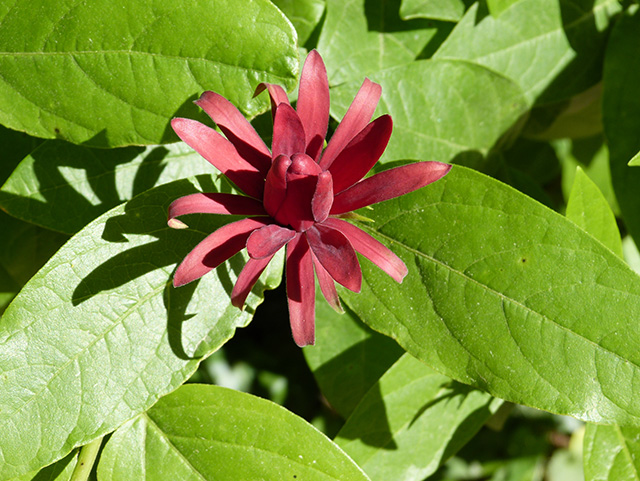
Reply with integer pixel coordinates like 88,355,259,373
263,153,333,232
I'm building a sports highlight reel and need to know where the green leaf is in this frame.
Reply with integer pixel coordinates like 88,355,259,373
434,0,621,105
0,126,43,185
554,136,619,216
566,167,622,257
523,84,603,141
0,212,69,312
0,141,216,234
330,59,528,165
486,0,519,17
335,354,502,481
628,152,640,167
318,0,450,85
0,179,283,480
304,290,404,418
0,0,298,147
583,423,640,481
9,451,78,481
97,384,370,481
603,10,640,245
272,0,325,46
399,0,468,21
340,165,640,426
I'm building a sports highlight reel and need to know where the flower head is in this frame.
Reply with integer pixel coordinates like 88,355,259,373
169,50,451,346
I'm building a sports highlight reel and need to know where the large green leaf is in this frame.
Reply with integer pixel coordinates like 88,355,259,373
272,0,325,46
304,290,404,418
566,167,622,257
0,179,283,480
339,165,640,426
0,141,214,234
583,424,640,481
97,384,370,481
330,59,528,165
335,354,501,481
434,0,620,105
0,0,298,147
603,10,640,246
318,0,449,85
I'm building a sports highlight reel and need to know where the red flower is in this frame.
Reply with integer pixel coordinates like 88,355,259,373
169,50,450,346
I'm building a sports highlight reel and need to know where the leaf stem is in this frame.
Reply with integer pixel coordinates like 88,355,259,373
70,437,103,481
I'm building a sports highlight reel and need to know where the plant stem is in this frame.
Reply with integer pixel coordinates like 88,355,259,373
69,437,103,481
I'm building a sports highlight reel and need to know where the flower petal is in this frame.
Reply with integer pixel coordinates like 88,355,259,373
311,252,343,313
195,91,272,173
272,103,306,158
331,161,452,214
329,115,393,194
319,78,382,170
174,217,269,287
263,154,291,218
324,218,407,282
247,224,296,259
312,171,333,223
231,254,276,308
297,50,330,161
305,224,361,292
168,193,266,228
286,234,316,347
254,83,291,121
171,118,265,199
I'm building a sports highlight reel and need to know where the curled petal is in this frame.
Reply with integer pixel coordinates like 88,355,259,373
231,254,276,308
286,234,316,347
195,91,271,173
331,161,452,214
171,118,265,199
272,103,306,159
247,224,296,259
312,252,343,313
264,154,291,218
324,218,407,283
329,115,393,194
320,79,382,170
306,224,361,293
312,171,333,223
168,193,266,228
174,217,269,287
297,50,330,161
254,83,291,121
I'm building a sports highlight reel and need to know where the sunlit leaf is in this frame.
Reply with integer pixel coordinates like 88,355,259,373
434,0,620,105
340,165,640,426
566,167,622,257
0,179,283,480
0,141,214,234
0,0,298,147
584,423,640,481
97,384,370,481
318,0,450,84
330,59,528,165
399,0,468,21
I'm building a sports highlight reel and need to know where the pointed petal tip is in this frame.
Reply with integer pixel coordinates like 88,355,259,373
168,218,189,229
